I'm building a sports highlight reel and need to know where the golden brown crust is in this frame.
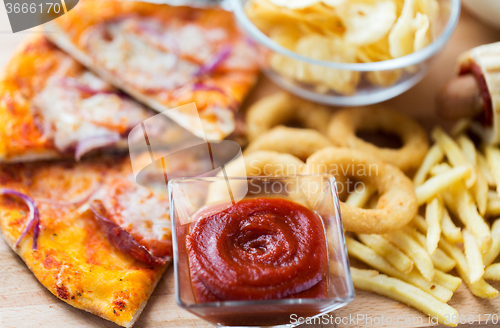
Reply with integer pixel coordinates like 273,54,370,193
245,92,332,142
244,126,332,161
306,147,418,234
0,156,169,327
327,106,429,173
0,36,67,160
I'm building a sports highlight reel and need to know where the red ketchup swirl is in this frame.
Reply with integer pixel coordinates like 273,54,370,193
186,197,328,302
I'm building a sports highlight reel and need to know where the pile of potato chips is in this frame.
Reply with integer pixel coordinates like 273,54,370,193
246,0,439,95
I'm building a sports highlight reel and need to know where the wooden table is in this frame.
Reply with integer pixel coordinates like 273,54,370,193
1,5,500,328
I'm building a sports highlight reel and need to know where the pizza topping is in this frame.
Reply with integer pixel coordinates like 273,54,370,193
32,72,150,159
84,18,198,92
194,45,232,77
94,177,172,259
83,16,256,93
0,188,40,250
192,83,227,95
90,200,167,266
74,135,121,161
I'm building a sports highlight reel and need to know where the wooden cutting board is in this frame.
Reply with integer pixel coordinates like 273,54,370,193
1,6,500,328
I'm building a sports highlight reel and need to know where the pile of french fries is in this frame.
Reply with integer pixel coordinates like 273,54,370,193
345,124,500,326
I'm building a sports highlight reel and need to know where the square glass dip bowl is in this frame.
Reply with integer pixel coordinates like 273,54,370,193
169,175,354,327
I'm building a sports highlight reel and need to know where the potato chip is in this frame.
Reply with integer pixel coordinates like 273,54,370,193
413,12,431,52
367,69,403,87
364,37,393,61
338,0,397,46
293,34,360,95
416,0,439,29
389,0,416,58
269,25,301,49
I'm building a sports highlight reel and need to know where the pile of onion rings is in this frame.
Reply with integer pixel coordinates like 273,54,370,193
238,92,427,234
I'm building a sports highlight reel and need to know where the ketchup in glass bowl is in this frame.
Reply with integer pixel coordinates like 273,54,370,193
169,175,354,327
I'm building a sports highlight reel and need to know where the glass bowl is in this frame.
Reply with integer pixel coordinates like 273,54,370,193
169,175,354,327
230,0,461,106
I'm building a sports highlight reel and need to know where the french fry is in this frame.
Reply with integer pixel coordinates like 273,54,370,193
432,127,476,188
483,263,500,281
442,181,492,252
412,215,428,234
429,163,454,176
413,144,444,187
477,152,496,187
415,165,471,205
441,208,463,244
458,134,489,215
457,134,477,164
385,228,435,281
345,237,452,302
407,226,457,272
450,119,470,137
483,219,500,266
351,267,379,278
439,238,498,298
463,229,485,284
472,171,489,216
486,191,500,217
433,269,462,292
425,197,443,254
357,233,414,274
345,184,377,208
350,267,459,327
485,145,500,197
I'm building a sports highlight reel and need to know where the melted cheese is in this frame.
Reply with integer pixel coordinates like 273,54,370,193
33,71,150,152
46,0,260,141
94,176,172,258
84,18,200,92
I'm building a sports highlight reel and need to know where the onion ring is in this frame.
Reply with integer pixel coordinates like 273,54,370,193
246,92,332,142
206,151,306,205
244,126,332,161
306,147,417,234
225,150,305,177
327,106,429,173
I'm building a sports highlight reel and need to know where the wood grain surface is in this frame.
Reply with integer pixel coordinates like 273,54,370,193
1,5,500,328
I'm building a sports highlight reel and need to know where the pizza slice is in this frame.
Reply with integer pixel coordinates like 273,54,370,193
42,0,259,140
0,35,169,163
0,154,172,327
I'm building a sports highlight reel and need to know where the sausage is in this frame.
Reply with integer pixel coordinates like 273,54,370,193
436,74,483,120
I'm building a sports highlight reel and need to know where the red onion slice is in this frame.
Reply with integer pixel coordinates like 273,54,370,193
192,83,226,95
90,200,167,266
75,135,121,161
194,45,232,77
0,188,40,250
59,78,115,96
